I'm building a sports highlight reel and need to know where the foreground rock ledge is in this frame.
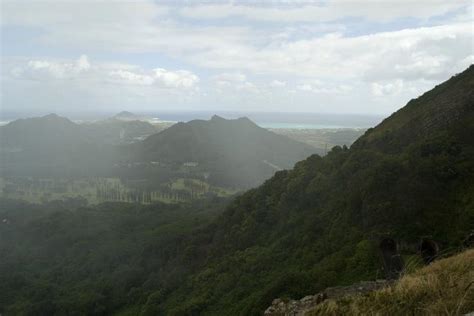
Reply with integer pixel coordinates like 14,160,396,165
264,280,391,316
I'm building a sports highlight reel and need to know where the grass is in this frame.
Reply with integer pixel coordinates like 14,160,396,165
308,249,474,316
0,176,238,204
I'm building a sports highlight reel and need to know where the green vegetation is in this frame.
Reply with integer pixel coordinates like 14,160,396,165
1,113,316,190
135,115,316,188
308,249,474,315
0,197,229,315
0,177,238,204
270,128,366,154
0,66,473,315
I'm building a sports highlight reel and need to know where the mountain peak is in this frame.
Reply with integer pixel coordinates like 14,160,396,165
209,115,257,127
210,115,226,122
114,111,136,119
42,113,61,119
38,113,74,125
236,116,254,123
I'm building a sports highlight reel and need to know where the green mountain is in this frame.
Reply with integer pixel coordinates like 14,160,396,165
147,66,474,314
0,113,159,176
113,111,153,122
0,113,314,188
0,114,112,176
0,66,473,316
133,115,317,188
85,118,158,145
0,113,90,149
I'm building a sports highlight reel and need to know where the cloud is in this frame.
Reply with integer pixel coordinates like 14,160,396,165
2,1,473,115
108,69,155,86
213,73,247,84
9,56,199,90
296,80,353,94
297,83,313,91
188,22,472,85
153,69,199,89
179,1,469,23
213,73,259,93
3,1,471,85
2,0,169,28
269,80,286,87
11,55,91,80
109,68,199,89
371,80,404,97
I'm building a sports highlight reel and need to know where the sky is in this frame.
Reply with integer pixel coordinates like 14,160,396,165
0,0,473,117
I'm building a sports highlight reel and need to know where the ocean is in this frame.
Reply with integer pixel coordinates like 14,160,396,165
0,111,384,129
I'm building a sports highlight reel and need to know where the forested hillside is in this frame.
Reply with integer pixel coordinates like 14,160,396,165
144,66,474,314
0,66,473,315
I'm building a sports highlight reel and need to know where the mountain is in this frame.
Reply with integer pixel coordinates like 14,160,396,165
0,113,156,176
85,117,159,145
0,67,473,316
353,65,474,152
0,113,89,150
133,115,318,188
0,113,165,176
149,66,474,314
0,114,113,176
0,113,314,187
113,111,154,122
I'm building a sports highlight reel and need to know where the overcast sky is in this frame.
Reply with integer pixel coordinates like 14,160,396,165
1,0,472,116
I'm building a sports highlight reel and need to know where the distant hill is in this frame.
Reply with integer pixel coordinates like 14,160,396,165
0,113,316,188
0,114,113,176
132,115,317,188
0,113,90,150
85,117,159,145
113,111,154,122
0,113,161,176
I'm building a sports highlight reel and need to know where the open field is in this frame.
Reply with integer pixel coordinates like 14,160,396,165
0,176,238,204
270,128,366,154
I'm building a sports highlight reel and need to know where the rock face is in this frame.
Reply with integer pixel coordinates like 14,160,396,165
264,280,391,316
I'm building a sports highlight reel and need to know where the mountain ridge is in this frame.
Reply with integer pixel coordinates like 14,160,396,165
150,66,474,314
135,115,317,187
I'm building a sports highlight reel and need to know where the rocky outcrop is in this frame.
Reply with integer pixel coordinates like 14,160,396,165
264,280,391,316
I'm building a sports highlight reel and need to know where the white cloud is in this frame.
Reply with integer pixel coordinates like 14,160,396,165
371,80,404,97
1,1,473,114
2,0,169,27
109,69,155,86
270,80,286,87
179,1,469,23
213,73,259,93
11,55,91,80
213,73,247,83
297,83,313,91
3,1,471,85
188,22,472,85
296,80,353,94
153,69,199,89
10,56,199,90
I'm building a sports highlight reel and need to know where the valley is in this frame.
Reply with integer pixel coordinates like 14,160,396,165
0,176,237,204
0,66,473,315
0,113,363,204
2,2,472,315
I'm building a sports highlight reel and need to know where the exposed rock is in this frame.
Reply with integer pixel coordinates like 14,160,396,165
264,280,391,316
